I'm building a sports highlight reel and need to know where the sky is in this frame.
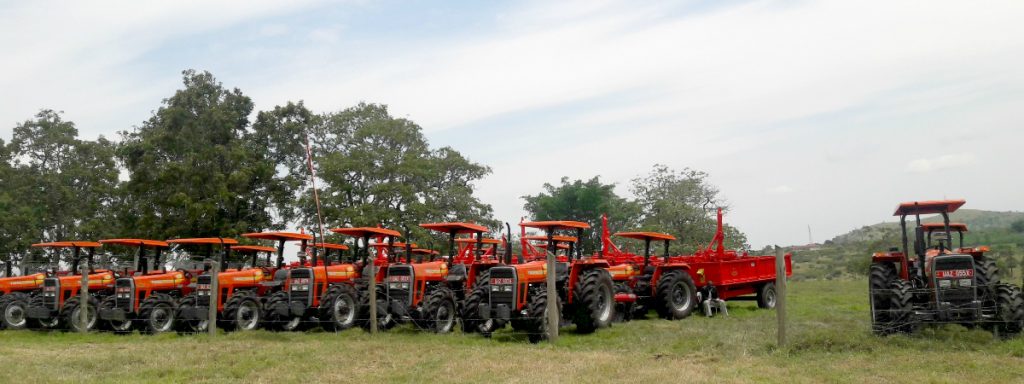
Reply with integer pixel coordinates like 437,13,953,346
2,0,1023,249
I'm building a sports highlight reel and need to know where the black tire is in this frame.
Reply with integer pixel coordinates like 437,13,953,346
869,263,898,335
525,289,560,344
886,279,914,334
319,284,358,332
460,285,487,334
992,283,1024,337
174,294,208,334
26,294,59,330
357,285,394,332
221,291,261,332
99,295,133,334
975,259,999,302
0,292,31,330
655,270,697,320
262,291,299,332
612,283,633,323
138,293,176,334
573,269,614,333
63,296,100,332
757,282,777,309
423,287,457,333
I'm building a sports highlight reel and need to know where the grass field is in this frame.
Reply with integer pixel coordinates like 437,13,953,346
1,279,1022,383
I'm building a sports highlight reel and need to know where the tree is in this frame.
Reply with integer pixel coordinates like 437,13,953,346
1012,219,1024,233
630,165,748,253
117,70,277,239
522,176,641,254
258,102,497,249
1,110,119,273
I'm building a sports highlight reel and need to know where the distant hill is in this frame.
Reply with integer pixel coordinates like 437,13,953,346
789,209,1024,281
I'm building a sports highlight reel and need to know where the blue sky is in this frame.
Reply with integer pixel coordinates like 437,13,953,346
2,0,1023,248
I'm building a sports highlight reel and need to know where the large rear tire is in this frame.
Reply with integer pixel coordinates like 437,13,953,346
63,296,100,332
138,293,176,334
423,287,457,333
0,292,31,330
319,284,358,332
655,270,697,320
993,283,1024,337
573,269,614,333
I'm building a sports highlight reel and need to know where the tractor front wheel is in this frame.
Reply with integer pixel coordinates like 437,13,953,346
886,279,915,334
63,296,100,332
174,294,208,334
573,269,614,333
262,291,302,332
138,293,176,334
222,291,261,332
461,285,486,334
357,285,395,332
423,287,457,333
99,296,133,334
0,292,31,330
319,284,358,332
655,270,697,320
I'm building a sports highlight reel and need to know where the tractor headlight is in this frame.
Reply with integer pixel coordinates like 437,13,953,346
959,279,972,287
939,280,952,288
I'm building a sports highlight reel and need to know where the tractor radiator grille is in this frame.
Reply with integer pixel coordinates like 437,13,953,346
42,278,59,309
934,256,976,305
196,275,212,306
115,278,133,309
288,268,314,304
386,265,413,306
488,267,516,307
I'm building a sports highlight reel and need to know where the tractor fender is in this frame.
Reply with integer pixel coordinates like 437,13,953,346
566,261,612,304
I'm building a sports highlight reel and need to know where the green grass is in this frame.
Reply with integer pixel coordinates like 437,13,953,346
1,280,1022,383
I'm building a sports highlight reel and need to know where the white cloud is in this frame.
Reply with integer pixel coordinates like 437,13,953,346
906,153,978,174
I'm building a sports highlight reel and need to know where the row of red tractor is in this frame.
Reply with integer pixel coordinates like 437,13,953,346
0,209,789,342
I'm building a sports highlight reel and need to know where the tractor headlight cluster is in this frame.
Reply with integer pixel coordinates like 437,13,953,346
116,287,132,299
491,285,513,292
388,282,410,290
958,279,972,287
290,278,311,292
939,280,952,288
43,286,56,297
197,284,211,295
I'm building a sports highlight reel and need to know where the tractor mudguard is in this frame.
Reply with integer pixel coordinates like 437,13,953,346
98,307,128,322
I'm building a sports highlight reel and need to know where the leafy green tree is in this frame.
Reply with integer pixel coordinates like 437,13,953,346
630,165,748,253
117,70,277,239
522,176,641,254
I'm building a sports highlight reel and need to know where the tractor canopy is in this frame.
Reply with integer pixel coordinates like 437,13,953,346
231,245,277,253
419,222,488,234
520,220,590,230
455,238,501,245
312,242,349,251
921,222,968,232
99,239,169,248
893,199,965,216
31,241,102,249
166,238,240,245
523,235,578,243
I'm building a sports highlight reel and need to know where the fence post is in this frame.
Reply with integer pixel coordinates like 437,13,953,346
775,245,787,346
79,262,89,333
546,250,558,343
208,261,218,337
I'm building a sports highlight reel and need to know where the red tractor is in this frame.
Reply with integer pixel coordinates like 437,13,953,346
170,238,270,333
331,227,403,331
869,199,1024,336
0,263,48,330
24,241,116,332
603,230,695,320
96,239,192,334
466,220,614,342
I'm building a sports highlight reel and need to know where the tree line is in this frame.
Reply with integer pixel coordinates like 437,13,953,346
0,69,745,272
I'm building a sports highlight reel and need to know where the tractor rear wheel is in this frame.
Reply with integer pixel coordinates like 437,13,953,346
221,291,261,332
757,282,777,309
63,296,100,332
655,270,697,320
0,292,31,330
573,269,614,333
886,279,914,334
99,295,133,334
525,290,560,344
992,283,1024,337
461,285,487,334
357,285,394,332
612,283,633,322
174,294,208,334
423,287,457,333
319,284,358,332
138,293,176,334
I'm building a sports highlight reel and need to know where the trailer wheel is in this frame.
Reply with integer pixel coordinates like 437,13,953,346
993,283,1024,337
525,289,560,344
424,287,457,333
174,294,207,334
138,293,176,334
757,282,777,309
99,295,133,334
222,291,261,332
0,292,31,330
461,285,486,334
886,279,914,334
869,263,897,335
63,296,100,332
656,270,697,320
612,283,634,322
319,284,358,332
